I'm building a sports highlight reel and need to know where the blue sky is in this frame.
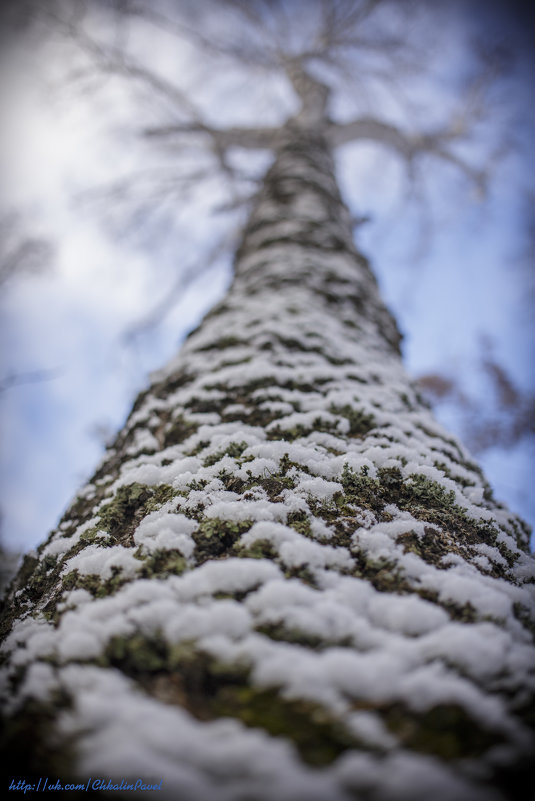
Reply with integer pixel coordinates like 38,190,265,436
1,0,533,553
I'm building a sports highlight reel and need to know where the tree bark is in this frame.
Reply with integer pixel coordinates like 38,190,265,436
1,126,534,801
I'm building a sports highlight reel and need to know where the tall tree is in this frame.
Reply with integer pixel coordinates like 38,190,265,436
1,2,534,799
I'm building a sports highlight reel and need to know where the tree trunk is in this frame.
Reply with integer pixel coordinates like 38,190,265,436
1,127,534,801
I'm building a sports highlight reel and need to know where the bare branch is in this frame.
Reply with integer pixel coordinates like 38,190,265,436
122,225,240,343
44,4,202,119
141,123,280,152
417,338,535,455
0,212,53,287
329,117,486,191
0,368,60,394
125,1,280,69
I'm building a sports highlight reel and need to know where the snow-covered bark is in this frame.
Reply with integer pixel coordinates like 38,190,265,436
1,129,534,801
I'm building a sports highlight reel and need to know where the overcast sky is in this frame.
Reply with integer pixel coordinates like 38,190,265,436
1,0,534,554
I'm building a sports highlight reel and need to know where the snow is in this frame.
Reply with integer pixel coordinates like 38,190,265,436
163,600,252,644
17,661,59,704
170,558,283,600
204,499,288,524
296,476,343,501
62,543,140,580
310,517,335,540
346,710,397,749
367,593,449,636
235,457,280,479
334,749,503,801
57,629,103,662
41,518,96,559
134,512,197,557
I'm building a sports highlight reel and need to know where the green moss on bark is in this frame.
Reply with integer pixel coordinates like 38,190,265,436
203,440,249,467
138,549,187,579
163,415,198,447
101,633,359,766
193,518,253,564
0,693,91,793
61,566,132,600
338,465,504,556
97,483,177,545
384,702,504,760
329,404,376,437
